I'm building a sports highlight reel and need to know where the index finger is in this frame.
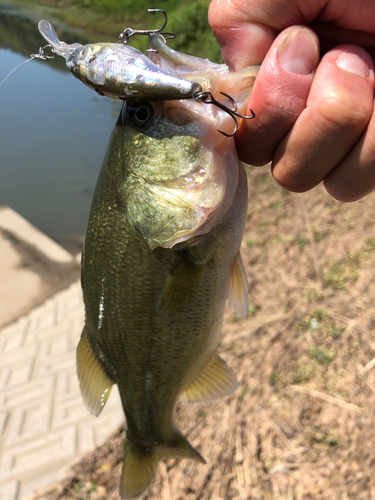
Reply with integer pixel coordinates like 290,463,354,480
208,0,316,69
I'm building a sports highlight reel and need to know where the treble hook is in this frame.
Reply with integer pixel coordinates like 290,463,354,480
118,9,175,44
193,91,255,137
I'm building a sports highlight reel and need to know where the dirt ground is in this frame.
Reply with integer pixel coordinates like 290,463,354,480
32,166,375,500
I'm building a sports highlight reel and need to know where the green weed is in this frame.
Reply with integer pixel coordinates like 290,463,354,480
322,258,359,289
269,372,280,385
295,237,309,250
311,309,324,321
246,239,262,247
271,203,282,210
73,482,83,492
260,175,271,184
307,288,324,303
290,362,313,384
248,305,259,315
313,231,326,242
240,388,248,400
298,321,310,332
309,346,334,365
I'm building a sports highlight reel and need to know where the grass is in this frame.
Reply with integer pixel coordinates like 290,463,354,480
322,256,360,289
246,238,262,247
3,0,223,61
309,346,335,365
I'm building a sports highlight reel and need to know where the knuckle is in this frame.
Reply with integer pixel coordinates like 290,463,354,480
272,161,314,193
312,93,371,133
324,179,364,202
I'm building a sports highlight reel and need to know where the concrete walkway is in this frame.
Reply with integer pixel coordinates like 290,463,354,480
0,209,123,500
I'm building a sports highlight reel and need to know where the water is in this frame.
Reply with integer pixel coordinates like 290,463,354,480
0,3,122,252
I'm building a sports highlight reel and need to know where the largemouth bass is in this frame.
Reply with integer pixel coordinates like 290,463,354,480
77,34,258,499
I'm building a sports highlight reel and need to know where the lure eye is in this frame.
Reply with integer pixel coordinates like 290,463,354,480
127,101,155,128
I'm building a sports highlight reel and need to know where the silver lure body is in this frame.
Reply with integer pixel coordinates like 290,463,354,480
38,20,201,100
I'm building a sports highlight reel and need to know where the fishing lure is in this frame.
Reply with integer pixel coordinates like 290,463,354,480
37,9,255,136
37,13,201,102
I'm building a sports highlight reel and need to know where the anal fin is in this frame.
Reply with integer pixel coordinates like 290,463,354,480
228,251,249,318
77,328,114,416
181,354,238,404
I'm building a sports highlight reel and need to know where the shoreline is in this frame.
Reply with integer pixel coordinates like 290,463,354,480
0,0,132,38
0,0,221,60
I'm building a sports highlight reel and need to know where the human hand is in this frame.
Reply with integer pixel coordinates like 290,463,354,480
208,0,375,201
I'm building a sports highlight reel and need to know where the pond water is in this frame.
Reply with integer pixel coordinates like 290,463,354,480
0,2,122,252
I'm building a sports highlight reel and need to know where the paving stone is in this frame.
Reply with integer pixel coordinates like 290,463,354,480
57,290,83,310
5,399,52,446
0,426,76,480
69,322,83,345
103,385,122,409
18,468,65,500
0,206,74,266
28,304,58,332
24,320,73,346
0,344,37,367
0,320,27,354
0,411,8,434
0,412,9,448
77,407,124,453
0,352,35,391
93,408,124,445
55,372,80,402
0,481,19,500
0,379,54,409
52,395,92,429
33,352,76,379
0,275,124,496
37,330,70,359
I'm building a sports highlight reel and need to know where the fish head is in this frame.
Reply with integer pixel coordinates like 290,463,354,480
108,42,258,250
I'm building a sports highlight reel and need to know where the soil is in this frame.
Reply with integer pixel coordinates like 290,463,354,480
31,166,375,500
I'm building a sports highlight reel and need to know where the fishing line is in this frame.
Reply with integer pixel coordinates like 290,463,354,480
0,57,34,88
0,45,54,89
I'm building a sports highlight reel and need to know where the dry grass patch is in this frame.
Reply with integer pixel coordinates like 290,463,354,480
33,167,375,500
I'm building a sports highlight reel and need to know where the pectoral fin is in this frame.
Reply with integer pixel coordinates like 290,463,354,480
76,329,114,416
181,354,238,404
228,252,249,319
158,256,207,314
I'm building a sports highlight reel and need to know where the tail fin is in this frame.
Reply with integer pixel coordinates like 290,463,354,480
120,433,205,499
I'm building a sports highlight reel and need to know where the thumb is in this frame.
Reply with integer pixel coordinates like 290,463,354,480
235,26,319,166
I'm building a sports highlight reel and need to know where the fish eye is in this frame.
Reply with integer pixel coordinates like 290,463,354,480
127,101,155,128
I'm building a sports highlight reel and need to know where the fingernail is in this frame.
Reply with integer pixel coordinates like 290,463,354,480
278,29,319,75
336,52,370,78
